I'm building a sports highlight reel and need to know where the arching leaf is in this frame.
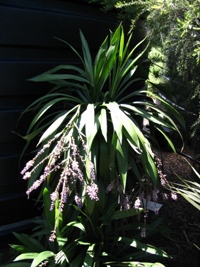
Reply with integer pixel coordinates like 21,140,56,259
31,251,55,267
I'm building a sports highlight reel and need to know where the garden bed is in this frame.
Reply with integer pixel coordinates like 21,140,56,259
152,147,200,267
0,148,200,267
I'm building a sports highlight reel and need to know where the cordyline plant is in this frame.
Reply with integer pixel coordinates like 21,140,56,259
5,25,184,266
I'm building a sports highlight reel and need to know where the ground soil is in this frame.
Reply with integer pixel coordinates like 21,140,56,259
152,147,200,267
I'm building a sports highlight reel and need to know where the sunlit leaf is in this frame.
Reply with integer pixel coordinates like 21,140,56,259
83,244,95,267
31,251,55,267
26,95,81,135
108,103,123,144
38,105,80,145
67,221,86,232
118,237,170,258
98,107,107,141
138,89,185,128
85,104,99,150
14,253,38,261
119,25,125,60
55,250,69,264
155,126,176,152
9,244,28,253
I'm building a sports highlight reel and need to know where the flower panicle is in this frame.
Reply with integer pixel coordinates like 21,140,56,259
106,180,115,193
74,195,83,208
86,182,99,201
123,195,131,210
49,230,57,243
21,134,61,178
134,197,141,209
21,131,99,212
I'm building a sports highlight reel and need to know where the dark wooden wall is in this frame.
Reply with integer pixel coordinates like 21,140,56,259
0,0,117,234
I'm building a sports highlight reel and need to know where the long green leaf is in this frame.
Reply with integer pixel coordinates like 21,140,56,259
54,36,84,65
14,253,39,261
128,153,142,181
106,102,141,150
109,132,118,180
119,25,125,61
26,97,69,135
70,252,86,266
105,261,166,267
155,127,176,152
140,143,158,185
67,221,86,232
109,34,146,100
118,237,170,258
43,187,55,229
98,195,118,223
95,45,116,97
94,37,108,81
83,244,95,267
37,113,66,145
80,30,94,84
2,263,31,267
116,138,128,192
121,103,172,127
98,107,107,142
38,105,79,145
85,103,97,150
9,244,28,253
29,64,86,80
30,73,89,84
121,38,148,78
13,233,44,252
116,78,144,102
31,251,55,267
97,136,110,188
137,89,185,128
111,208,143,220
79,104,99,151
115,67,139,97
108,103,123,144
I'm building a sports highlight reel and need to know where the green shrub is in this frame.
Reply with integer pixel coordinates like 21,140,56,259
3,25,183,267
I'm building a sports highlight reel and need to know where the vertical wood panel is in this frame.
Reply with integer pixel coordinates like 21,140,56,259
0,0,117,229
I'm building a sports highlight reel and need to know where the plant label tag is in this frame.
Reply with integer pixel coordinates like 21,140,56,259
142,198,163,212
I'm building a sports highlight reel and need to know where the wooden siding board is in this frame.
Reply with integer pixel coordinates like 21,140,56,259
0,62,56,95
0,193,41,225
0,4,117,48
0,159,21,187
0,109,27,144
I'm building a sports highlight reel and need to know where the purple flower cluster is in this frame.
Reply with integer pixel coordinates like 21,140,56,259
106,180,115,193
134,197,141,209
74,195,83,208
123,195,131,210
154,155,168,187
20,132,99,214
86,182,99,201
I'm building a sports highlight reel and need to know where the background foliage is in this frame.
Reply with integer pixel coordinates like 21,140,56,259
92,0,200,150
